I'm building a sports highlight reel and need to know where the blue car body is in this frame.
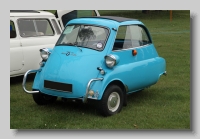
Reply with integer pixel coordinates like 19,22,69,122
23,16,166,116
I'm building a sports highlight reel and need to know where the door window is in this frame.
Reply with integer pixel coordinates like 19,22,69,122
51,19,61,34
18,19,54,37
113,25,151,50
10,20,17,38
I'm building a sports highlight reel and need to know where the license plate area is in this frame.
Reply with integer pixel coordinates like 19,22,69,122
44,80,72,93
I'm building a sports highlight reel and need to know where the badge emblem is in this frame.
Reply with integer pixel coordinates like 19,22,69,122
61,51,76,56
66,52,70,56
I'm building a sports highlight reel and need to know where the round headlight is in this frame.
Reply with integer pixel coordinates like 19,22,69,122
40,48,50,61
105,55,116,68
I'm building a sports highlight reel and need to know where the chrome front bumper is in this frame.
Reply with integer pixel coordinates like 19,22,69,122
22,69,40,94
22,69,103,102
83,78,103,103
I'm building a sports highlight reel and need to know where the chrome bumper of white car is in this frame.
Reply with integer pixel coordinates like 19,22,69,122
22,69,40,94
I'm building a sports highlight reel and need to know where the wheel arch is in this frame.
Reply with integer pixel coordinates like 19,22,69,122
101,79,128,106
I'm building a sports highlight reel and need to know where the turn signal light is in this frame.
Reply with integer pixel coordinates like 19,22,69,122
132,50,137,56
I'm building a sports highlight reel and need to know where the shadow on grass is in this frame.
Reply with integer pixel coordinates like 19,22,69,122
29,98,103,117
10,73,36,85
29,90,153,117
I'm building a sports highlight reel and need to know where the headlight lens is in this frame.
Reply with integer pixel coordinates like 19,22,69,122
40,48,50,61
105,55,116,68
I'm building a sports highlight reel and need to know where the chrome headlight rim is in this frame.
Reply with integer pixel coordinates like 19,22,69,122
105,54,117,68
40,48,50,61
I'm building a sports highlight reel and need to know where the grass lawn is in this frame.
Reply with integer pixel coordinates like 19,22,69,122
10,10,190,129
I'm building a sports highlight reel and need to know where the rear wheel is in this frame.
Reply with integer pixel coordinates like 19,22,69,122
100,85,124,116
32,92,57,105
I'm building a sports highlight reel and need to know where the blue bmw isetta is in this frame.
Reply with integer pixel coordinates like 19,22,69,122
22,16,166,116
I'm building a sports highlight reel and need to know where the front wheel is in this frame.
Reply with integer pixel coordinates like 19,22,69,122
100,85,124,116
32,92,57,105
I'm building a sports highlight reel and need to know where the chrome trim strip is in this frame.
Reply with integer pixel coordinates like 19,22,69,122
107,54,116,61
83,78,103,103
22,69,40,94
159,71,167,77
112,44,151,52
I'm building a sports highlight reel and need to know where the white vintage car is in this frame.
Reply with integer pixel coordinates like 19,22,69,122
10,10,100,77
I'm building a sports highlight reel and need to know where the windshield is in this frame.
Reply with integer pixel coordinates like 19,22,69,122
56,24,109,51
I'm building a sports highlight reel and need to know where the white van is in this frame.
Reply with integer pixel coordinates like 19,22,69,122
10,10,100,77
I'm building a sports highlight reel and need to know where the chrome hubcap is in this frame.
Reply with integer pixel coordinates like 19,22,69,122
107,92,120,112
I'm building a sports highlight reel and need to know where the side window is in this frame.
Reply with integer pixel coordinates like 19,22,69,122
61,10,97,27
113,25,151,51
18,19,54,37
129,25,151,46
10,20,17,38
51,19,61,34
35,19,54,36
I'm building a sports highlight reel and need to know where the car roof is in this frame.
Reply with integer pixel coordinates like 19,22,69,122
79,16,138,22
67,16,143,29
10,10,54,17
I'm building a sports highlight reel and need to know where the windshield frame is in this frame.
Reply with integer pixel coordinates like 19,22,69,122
55,23,110,51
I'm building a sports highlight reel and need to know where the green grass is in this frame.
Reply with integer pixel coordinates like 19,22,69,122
10,10,190,129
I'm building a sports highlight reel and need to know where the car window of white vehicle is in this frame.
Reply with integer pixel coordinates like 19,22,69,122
10,20,17,38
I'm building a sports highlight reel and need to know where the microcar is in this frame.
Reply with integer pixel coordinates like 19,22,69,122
22,16,166,116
